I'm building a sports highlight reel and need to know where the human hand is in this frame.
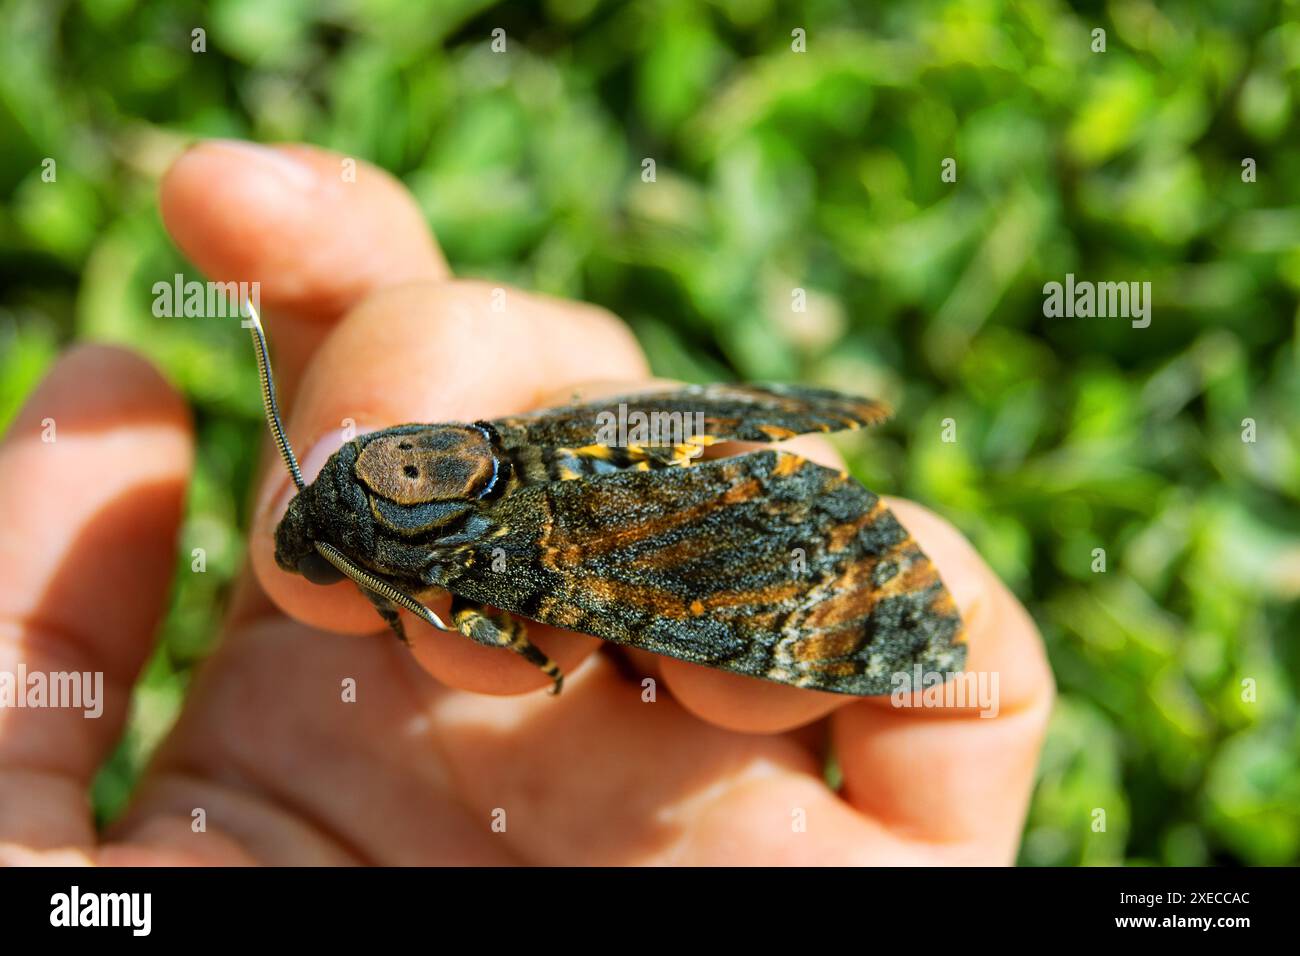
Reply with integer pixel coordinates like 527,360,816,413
0,141,1053,865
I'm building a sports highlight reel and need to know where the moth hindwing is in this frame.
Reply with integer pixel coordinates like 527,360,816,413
272,382,965,695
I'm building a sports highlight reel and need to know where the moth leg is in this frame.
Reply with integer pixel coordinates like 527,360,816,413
363,589,409,645
449,595,564,695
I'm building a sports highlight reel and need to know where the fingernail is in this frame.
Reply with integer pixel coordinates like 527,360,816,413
204,139,318,192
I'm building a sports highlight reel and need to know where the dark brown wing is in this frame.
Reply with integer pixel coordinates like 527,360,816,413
490,383,892,452
427,450,964,696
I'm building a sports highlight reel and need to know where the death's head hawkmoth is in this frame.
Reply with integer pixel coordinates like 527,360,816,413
245,305,965,696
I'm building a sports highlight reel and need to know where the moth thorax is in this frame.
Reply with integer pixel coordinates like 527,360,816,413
355,426,500,504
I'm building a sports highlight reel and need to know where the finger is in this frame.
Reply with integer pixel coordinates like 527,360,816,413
0,346,193,849
249,279,648,693
160,140,450,389
831,499,1054,862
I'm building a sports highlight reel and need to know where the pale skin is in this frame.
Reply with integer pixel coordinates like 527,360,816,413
0,141,1054,865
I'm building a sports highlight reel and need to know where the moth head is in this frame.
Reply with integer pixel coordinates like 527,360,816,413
273,491,346,584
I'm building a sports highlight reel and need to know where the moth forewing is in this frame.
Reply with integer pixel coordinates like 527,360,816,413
423,449,966,696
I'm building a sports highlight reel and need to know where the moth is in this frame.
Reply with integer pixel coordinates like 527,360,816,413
245,306,965,696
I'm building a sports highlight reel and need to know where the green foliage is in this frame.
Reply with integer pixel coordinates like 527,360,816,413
1,0,1297,863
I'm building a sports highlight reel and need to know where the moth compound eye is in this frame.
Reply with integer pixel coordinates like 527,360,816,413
298,551,346,585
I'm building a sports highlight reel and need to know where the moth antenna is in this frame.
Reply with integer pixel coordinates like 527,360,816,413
243,301,306,491
313,541,455,632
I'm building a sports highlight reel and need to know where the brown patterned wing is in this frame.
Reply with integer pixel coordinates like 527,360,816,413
490,383,893,452
428,450,965,696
